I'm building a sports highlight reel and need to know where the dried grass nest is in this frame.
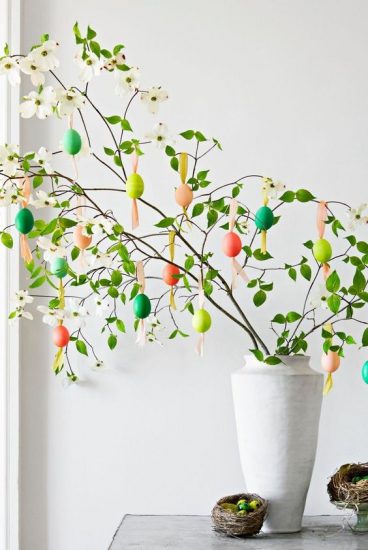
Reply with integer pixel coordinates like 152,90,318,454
327,463,368,504
211,493,268,537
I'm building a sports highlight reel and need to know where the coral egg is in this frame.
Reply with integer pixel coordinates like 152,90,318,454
73,225,92,250
163,263,180,286
175,183,193,208
52,325,70,348
222,231,242,258
321,350,340,373
192,308,212,333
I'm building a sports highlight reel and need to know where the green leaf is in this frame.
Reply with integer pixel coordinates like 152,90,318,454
303,240,314,250
362,328,368,347
253,290,267,307
326,270,340,293
185,256,194,271
279,191,295,203
89,40,101,57
250,348,264,362
232,186,240,198
296,189,315,202
113,44,125,55
353,269,366,293
116,319,126,333
357,241,368,254
288,267,297,281
111,270,123,286
192,203,204,217
253,249,273,261
286,311,302,323
105,115,121,125
180,130,194,140
87,25,97,40
155,217,175,228
327,294,341,314
300,263,312,281
76,339,88,356
169,329,178,339
121,118,132,131
104,147,114,156
33,175,43,189
195,131,207,142
207,209,218,227
108,286,119,299
264,355,282,365
71,246,80,261
1,232,13,249
165,145,175,157
108,333,117,350
29,276,45,289
170,157,179,171
59,218,77,229
272,314,286,324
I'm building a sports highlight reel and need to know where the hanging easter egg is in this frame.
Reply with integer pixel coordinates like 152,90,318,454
50,257,68,279
62,128,82,155
175,183,193,208
15,207,34,234
52,325,70,347
126,173,144,199
73,225,92,250
255,205,274,230
313,238,332,263
222,231,242,258
321,350,340,373
163,263,180,286
192,308,212,333
133,293,151,319
362,360,368,384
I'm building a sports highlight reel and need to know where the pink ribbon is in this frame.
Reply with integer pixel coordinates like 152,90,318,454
317,200,330,280
20,176,33,263
229,199,248,289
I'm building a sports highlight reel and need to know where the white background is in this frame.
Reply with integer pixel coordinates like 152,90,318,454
19,1,368,549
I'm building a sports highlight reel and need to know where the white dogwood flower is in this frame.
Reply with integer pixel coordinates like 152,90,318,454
104,51,126,71
87,251,113,269
37,305,64,327
56,87,85,117
114,66,140,95
145,122,170,148
90,217,114,236
0,181,22,206
19,86,57,119
0,56,20,86
262,178,286,200
14,289,34,307
35,146,52,172
31,40,59,71
9,307,33,324
19,55,46,86
309,284,330,310
30,189,57,209
91,359,106,371
0,143,20,176
94,295,109,317
347,204,368,230
65,298,89,328
37,236,66,262
140,86,168,114
74,48,103,82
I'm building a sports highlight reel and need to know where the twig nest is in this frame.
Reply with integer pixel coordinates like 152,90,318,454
212,493,267,537
327,463,368,504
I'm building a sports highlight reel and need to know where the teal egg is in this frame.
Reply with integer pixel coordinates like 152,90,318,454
62,128,82,155
50,257,68,278
255,206,274,230
15,208,34,234
362,360,368,384
133,293,151,319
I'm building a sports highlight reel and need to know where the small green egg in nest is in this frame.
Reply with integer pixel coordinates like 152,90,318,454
327,463,368,504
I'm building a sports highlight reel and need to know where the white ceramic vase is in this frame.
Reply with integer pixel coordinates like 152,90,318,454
231,354,323,533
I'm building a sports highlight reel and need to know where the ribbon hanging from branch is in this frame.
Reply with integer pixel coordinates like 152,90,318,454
135,260,147,346
228,199,248,289
195,275,206,357
316,200,330,280
51,280,66,373
175,152,193,226
321,323,341,395
169,231,177,310
20,176,33,264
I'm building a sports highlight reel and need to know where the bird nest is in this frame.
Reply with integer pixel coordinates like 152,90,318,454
211,493,268,537
327,463,368,504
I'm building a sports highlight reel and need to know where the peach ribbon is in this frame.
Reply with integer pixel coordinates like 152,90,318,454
323,323,333,395
168,230,177,310
179,152,191,226
317,200,330,280
20,176,33,264
195,274,205,357
260,190,269,254
136,260,146,346
51,281,66,374
131,153,139,230
228,199,248,289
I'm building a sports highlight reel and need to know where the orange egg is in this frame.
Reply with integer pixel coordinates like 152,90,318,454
52,325,70,348
73,224,92,250
222,231,242,257
163,263,180,286
175,183,193,208
321,351,340,373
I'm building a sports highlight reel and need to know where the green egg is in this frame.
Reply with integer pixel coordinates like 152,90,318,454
50,257,68,279
237,510,247,516
15,208,34,234
362,360,368,384
192,308,212,333
133,293,151,319
126,173,144,199
363,476,368,481
62,128,82,155
255,205,274,230
313,238,332,263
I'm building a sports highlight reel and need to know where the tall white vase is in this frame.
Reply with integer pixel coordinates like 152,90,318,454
231,355,323,533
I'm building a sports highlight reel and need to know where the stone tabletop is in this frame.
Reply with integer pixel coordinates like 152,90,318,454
108,515,368,549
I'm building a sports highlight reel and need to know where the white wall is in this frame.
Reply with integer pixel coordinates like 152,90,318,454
20,1,368,549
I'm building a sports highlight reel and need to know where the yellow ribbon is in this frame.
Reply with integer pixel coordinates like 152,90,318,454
179,152,188,184
52,347,64,374
323,373,333,395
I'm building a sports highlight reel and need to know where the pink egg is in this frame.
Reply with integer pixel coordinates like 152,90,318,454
175,183,193,208
52,325,70,348
321,351,341,373
73,224,92,250
222,231,242,257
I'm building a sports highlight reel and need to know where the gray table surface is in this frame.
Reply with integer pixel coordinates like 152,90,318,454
108,515,368,549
